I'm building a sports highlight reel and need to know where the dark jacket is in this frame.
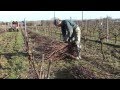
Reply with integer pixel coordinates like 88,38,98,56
61,20,77,42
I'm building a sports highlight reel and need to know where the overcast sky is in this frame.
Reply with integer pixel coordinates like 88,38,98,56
0,11,120,22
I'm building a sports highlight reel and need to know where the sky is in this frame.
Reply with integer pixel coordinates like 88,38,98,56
0,11,120,22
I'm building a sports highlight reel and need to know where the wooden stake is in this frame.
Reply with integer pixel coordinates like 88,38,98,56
47,59,52,79
40,54,45,79
106,16,109,42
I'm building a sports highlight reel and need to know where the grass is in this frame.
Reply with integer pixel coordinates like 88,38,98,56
0,31,29,79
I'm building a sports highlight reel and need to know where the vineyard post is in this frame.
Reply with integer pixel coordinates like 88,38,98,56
46,26,47,36
24,18,29,51
54,27,57,40
99,18,103,41
113,27,119,44
32,26,34,32
82,11,83,26
11,21,12,27
18,22,19,28
86,19,87,33
84,19,88,51
47,59,52,79
43,26,44,35
35,24,37,32
51,27,53,37
81,11,83,32
5,22,7,32
48,28,50,36
25,20,40,79
48,27,50,36
24,18,28,39
45,26,49,36
39,54,45,79
106,16,109,42
99,18,106,60
102,18,103,34
43,28,46,36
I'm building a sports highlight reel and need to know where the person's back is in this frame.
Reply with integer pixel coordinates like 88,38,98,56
61,20,78,42
61,20,77,29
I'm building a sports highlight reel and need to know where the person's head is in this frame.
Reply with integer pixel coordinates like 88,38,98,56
54,18,62,27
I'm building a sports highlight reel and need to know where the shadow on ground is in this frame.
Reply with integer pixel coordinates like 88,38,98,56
0,52,28,60
53,68,75,79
